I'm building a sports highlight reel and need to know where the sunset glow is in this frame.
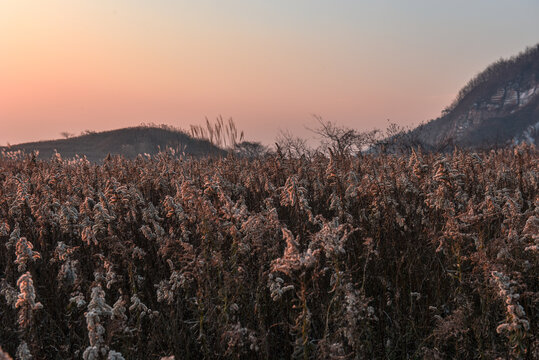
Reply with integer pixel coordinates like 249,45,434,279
1,1,538,145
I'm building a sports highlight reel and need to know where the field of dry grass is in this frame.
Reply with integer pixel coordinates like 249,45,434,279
0,146,537,359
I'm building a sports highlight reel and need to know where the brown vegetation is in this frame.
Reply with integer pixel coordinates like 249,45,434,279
0,145,537,359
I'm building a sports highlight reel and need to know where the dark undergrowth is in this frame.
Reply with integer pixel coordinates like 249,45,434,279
0,145,537,359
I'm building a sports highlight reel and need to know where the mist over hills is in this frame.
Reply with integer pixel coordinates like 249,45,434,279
413,43,539,149
1,126,224,162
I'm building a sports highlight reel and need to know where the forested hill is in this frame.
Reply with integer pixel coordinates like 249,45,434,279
413,43,539,149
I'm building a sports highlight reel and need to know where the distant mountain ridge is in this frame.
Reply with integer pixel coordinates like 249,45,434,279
1,126,225,162
413,43,539,149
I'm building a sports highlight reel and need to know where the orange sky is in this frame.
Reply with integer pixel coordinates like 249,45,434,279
1,1,539,146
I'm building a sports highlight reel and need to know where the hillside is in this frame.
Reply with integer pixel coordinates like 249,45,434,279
1,126,225,161
413,43,539,149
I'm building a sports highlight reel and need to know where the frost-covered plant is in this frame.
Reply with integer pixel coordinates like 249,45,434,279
0,279,18,308
267,274,295,301
57,260,79,286
0,221,10,237
522,204,539,252
106,350,125,360
15,272,42,329
342,284,378,348
129,294,158,319
15,342,31,360
14,238,40,272
69,291,87,309
221,322,259,356
112,297,127,323
53,242,80,287
270,228,319,276
83,286,115,360
280,175,315,222
491,271,530,356
103,261,118,289
6,224,20,249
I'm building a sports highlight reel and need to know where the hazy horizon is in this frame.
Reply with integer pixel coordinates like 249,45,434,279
2,1,539,146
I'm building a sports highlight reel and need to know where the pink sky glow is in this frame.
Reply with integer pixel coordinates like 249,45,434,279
1,1,538,146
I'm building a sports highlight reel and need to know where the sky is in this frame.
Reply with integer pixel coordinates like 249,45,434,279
1,1,539,146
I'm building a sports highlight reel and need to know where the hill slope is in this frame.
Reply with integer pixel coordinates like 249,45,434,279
413,44,539,149
1,126,225,161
